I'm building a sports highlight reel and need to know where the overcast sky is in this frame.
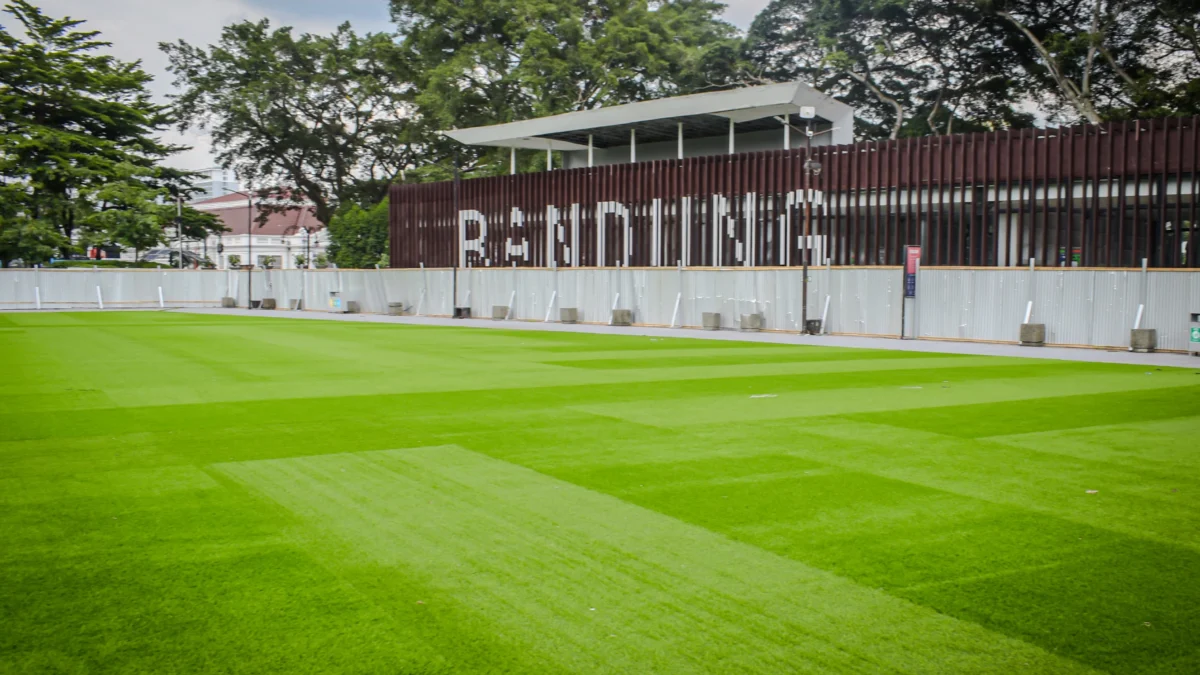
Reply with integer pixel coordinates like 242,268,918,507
32,0,770,171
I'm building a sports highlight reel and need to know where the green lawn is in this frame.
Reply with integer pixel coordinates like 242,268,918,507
2,311,1199,674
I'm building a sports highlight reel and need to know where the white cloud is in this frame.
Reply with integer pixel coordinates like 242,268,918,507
35,0,386,171
721,0,772,30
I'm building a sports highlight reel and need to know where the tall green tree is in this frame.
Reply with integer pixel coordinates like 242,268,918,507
391,0,744,173
327,198,389,269
982,0,1200,122
747,0,1200,136
746,0,1030,140
162,22,419,227
0,0,218,265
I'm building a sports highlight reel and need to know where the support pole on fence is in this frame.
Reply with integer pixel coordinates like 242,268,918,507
1141,257,1149,320
34,286,41,310
96,286,104,310
506,290,516,320
609,292,620,325
158,286,165,309
1024,301,1033,324
1134,304,1145,330
670,292,682,328
821,295,831,334
415,262,427,316
543,291,557,322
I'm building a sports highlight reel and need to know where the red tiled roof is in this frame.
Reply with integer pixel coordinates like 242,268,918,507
212,205,324,236
192,192,251,205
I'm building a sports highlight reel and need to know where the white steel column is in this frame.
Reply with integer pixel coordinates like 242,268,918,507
546,145,552,171
677,122,684,159
728,118,735,154
510,147,516,175
588,134,594,167
782,116,790,149
630,128,637,163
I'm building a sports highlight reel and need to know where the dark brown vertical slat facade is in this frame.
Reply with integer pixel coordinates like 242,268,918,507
389,117,1200,269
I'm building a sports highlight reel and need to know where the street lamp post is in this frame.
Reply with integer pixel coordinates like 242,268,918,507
224,188,254,308
801,120,822,333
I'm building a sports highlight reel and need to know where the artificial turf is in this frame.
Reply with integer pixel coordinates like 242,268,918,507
1,310,1199,674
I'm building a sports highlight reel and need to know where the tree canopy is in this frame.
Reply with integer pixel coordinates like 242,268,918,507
0,0,219,266
162,21,420,228
327,198,389,269
746,0,1200,139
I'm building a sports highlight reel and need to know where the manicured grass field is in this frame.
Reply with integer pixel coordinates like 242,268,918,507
2,311,1200,674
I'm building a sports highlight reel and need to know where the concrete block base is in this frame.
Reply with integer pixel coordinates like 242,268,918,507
611,309,633,326
740,313,764,331
1020,323,1046,346
560,307,579,324
453,306,471,319
221,297,236,308
288,299,303,310
1130,328,1157,353
260,298,276,310
702,312,721,331
345,300,360,314
388,302,405,316
804,319,823,335
492,305,509,320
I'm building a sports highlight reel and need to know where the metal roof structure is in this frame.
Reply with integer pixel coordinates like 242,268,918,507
441,81,856,151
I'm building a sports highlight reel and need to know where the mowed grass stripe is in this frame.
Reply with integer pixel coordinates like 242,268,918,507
546,347,966,369
575,374,1197,427
215,445,1092,674
553,445,1200,673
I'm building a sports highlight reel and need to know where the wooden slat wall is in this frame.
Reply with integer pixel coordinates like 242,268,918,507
390,117,1200,268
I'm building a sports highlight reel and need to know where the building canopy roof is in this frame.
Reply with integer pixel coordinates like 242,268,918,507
441,81,855,151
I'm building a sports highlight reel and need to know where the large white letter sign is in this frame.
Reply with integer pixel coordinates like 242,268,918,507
595,201,631,267
505,207,528,262
458,209,488,267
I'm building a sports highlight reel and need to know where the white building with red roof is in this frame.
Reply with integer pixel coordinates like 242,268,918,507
186,193,330,270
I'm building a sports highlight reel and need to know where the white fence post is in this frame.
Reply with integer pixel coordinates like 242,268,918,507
543,290,557,322
158,286,165,309
34,286,42,310
95,285,104,310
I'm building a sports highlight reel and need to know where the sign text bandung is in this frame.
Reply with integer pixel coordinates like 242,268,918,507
457,190,828,268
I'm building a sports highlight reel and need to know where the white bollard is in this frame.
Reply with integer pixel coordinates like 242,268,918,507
96,285,104,310
158,286,165,309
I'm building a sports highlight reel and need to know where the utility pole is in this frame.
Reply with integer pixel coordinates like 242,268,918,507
176,195,184,269
224,188,254,308
799,109,822,333
452,145,460,314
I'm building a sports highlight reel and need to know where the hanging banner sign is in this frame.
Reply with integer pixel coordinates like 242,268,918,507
905,246,921,298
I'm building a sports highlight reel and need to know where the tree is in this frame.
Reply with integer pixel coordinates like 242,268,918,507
162,22,419,227
984,0,1200,121
391,0,743,174
747,0,1200,135
327,198,388,269
746,0,1030,140
0,0,213,262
